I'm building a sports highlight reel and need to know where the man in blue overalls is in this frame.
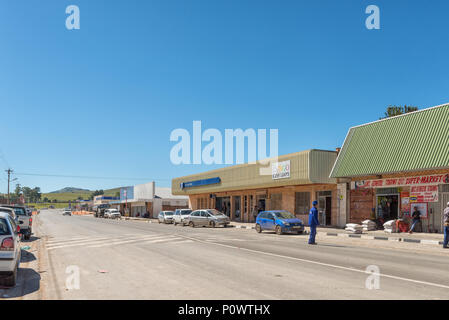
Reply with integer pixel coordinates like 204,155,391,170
308,200,320,245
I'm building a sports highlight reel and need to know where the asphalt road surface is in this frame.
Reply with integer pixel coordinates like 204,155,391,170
12,210,449,299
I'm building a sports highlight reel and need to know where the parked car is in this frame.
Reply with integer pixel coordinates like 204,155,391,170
0,207,17,220
158,211,175,224
185,209,230,228
173,209,192,226
1,205,33,240
104,209,121,219
62,209,72,216
255,210,304,235
0,212,21,287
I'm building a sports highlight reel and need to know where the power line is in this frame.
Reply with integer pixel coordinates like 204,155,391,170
13,172,171,182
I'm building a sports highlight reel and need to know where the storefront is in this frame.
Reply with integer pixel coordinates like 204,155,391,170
330,103,449,233
172,149,341,226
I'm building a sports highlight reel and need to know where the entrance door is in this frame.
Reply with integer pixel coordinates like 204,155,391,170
376,194,399,221
318,196,332,226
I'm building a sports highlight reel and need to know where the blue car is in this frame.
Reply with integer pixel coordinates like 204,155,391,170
255,210,304,235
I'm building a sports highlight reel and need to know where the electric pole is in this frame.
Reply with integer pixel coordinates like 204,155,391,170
5,168,13,204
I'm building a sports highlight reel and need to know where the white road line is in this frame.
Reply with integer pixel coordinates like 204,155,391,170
48,234,157,250
46,236,113,245
178,235,449,291
140,237,184,244
87,235,167,248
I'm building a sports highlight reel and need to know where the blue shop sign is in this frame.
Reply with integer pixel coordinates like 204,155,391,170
180,177,221,189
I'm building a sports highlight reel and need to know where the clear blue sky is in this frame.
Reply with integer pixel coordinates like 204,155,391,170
1,0,449,193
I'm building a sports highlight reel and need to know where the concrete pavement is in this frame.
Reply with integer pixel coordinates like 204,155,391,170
2,209,449,299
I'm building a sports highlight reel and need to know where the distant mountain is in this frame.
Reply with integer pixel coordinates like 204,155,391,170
49,187,92,194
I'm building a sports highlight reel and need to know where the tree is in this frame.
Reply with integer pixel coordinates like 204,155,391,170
381,105,418,119
89,189,104,200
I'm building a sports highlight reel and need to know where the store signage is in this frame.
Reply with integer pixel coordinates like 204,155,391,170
410,185,438,202
180,177,221,189
272,160,290,180
352,173,449,190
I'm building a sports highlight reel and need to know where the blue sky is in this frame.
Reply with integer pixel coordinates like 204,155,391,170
1,0,449,193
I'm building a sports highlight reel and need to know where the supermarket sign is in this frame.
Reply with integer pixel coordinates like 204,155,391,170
352,173,449,190
410,185,439,203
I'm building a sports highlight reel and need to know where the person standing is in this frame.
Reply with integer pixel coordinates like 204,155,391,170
443,202,449,249
308,200,320,245
252,205,258,222
409,206,421,233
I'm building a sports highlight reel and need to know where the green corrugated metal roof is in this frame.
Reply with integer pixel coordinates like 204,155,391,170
330,104,449,178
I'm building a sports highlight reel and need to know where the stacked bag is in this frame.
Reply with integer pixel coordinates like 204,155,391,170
345,223,363,234
362,220,376,232
383,220,397,233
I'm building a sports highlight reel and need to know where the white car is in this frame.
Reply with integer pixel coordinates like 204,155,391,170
173,209,192,226
0,212,21,287
104,209,121,219
158,211,174,224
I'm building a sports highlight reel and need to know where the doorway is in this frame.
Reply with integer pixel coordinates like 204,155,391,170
317,191,332,226
376,194,399,222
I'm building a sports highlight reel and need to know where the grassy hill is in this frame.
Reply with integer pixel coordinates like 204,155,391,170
41,188,121,202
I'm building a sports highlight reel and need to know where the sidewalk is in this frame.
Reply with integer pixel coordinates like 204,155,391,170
117,217,445,246
229,221,445,246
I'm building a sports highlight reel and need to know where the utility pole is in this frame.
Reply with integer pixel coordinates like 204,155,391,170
5,168,13,204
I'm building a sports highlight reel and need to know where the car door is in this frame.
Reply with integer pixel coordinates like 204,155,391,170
7,216,20,262
265,212,276,230
191,211,200,225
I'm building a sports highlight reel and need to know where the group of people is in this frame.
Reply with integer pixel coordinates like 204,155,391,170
307,200,449,249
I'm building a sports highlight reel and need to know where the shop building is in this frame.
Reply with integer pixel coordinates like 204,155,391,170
172,149,341,226
330,103,449,233
111,182,188,218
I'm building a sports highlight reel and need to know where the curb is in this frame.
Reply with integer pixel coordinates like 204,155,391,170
322,231,443,246
117,218,444,246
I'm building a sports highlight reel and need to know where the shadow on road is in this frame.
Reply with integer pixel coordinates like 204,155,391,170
22,236,40,243
0,268,41,299
20,250,37,263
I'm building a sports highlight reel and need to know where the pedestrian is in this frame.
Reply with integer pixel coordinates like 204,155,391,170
252,205,258,222
308,200,320,245
409,206,421,233
443,202,449,249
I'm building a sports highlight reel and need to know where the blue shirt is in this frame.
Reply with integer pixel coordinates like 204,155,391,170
308,207,320,226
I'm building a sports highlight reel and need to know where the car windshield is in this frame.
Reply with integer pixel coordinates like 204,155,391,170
273,211,296,219
0,218,10,235
13,207,27,216
207,209,224,216
165,212,174,215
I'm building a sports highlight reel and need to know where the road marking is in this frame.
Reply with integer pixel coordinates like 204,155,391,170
48,234,159,250
178,235,449,290
88,235,169,248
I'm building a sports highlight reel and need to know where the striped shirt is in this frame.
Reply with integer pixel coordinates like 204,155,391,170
444,207,449,224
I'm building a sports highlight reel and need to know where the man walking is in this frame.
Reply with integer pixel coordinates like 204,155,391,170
443,202,449,249
308,200,320,245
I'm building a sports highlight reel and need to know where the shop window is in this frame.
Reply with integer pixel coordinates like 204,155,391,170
270,193,282,210
295,192,310,215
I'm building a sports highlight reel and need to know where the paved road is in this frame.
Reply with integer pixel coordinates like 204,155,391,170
12,210,449,299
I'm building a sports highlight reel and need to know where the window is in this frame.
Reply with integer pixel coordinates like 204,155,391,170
295,192,310,215
200,211,208,217
0,218,10,235
270,193,282,210
191,211,200,217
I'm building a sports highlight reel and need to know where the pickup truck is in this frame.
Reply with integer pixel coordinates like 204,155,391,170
93,204,110,218
1,205,32,240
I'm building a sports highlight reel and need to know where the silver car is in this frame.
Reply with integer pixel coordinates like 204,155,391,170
0,212,21,287
186,209,230,228
173,209,192,226
158,211,175,224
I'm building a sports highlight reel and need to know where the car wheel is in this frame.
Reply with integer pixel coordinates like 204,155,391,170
4,263,18,287
174,221,177,226
275,225,283,235
189,221,195,228
256,224,262,233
